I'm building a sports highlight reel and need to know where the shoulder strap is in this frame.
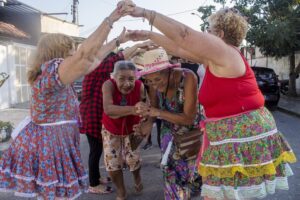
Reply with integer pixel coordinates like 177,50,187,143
177,70,186,104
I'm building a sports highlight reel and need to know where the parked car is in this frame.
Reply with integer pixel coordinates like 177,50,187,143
252,66,280,109
73,77,83,101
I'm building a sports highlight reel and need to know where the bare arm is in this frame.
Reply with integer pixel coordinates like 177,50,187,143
128,30,204,64
153,71,197,125
124,1,243,74
123,40,156,60
102,80,137,119
58,6,125,85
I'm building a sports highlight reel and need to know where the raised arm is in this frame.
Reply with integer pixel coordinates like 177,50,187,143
122,1,241,71
128,30,204,64
58,5,127,85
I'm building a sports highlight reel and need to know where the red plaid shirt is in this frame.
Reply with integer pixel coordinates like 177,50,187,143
79,52,124,138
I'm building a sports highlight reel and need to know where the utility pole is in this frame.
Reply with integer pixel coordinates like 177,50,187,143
71,0,79,24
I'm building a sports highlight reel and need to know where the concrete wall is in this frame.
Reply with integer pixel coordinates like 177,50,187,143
41,15,79,37
245,48,300,90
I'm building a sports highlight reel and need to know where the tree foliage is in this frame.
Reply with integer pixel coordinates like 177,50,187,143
234,0,300,58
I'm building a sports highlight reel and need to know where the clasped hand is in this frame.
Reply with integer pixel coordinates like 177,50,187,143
134,101,160,118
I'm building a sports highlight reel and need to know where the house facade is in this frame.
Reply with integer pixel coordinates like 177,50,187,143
0,0,81,109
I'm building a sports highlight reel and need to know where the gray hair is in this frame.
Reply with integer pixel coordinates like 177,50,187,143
111,60,137,77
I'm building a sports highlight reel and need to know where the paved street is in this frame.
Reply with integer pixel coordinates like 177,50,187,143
0,110,299,200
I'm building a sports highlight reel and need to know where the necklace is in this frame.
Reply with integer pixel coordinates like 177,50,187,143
120,95,127,106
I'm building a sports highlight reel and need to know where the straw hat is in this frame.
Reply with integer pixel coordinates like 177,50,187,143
133,48,180,76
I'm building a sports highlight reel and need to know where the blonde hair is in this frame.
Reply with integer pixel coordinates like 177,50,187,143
27,33,74,85
208,8,248,47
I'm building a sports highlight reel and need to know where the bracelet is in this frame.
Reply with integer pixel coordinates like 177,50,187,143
115,38,120,47
149,10,156,31
105,17,113,29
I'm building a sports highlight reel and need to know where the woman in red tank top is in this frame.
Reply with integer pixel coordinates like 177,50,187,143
102,60,145,200
122,3,296,200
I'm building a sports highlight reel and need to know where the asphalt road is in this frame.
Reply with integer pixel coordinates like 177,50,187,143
1,110,299,200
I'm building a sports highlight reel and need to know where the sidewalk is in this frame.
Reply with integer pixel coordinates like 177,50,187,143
277,94,300,118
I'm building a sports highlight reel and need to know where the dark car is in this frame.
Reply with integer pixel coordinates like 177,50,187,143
252,66,280,109
73,77,83,101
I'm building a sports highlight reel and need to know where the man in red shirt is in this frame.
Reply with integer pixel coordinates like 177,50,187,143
80,42,151,194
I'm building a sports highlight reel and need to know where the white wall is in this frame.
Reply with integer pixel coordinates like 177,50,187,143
41,15,80,37
246,48,300,90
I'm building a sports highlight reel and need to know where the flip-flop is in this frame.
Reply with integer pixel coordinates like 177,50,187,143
134,183,143,195
88,185,113,194
99,176,112,184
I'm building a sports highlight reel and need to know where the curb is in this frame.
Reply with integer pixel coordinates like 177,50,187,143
277,106,300,118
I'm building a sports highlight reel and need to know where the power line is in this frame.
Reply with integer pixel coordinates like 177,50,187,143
80,0,210,36
80,8,199,35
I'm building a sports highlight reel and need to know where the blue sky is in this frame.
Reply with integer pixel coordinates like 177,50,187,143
21,0,221,46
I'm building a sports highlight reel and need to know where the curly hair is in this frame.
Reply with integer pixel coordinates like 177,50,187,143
27,33,74,85
208,7,248,47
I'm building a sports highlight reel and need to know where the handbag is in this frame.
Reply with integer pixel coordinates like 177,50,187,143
173,127,203,161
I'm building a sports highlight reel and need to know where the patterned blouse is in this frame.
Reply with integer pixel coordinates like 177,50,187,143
30,58,80,124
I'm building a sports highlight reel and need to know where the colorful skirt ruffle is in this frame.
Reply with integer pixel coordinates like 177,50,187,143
198,107,296,199
0,121,88,199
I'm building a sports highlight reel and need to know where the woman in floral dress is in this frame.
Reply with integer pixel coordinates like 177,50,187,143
0,4,131,199
134,48,202,199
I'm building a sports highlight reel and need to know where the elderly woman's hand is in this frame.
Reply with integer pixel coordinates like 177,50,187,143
127,30,150,42
136,40,159,50
148,107,161,118
117,27,129,44
117,0,146,18
117,0,137,17
135,101,150,116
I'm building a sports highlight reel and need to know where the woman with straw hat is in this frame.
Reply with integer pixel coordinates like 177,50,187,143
133,48,202,199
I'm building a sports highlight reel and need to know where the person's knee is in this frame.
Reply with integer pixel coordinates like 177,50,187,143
109,170,122,180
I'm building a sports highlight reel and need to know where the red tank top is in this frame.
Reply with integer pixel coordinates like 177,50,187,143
198,54,264,118
102,79,141,135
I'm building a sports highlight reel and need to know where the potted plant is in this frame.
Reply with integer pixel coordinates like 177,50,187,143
0,120,14,143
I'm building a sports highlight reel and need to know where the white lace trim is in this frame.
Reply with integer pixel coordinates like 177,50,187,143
201,176,289,200
0,168,88,187
199,150,294,168
15,191,37,198
0,188,14,193
14,191,83,200
210,128,278,146
38,120,77,126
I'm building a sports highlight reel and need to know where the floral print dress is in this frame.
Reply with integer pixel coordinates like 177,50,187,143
158,70,202,200
0,59,88,199
198,107,297,199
